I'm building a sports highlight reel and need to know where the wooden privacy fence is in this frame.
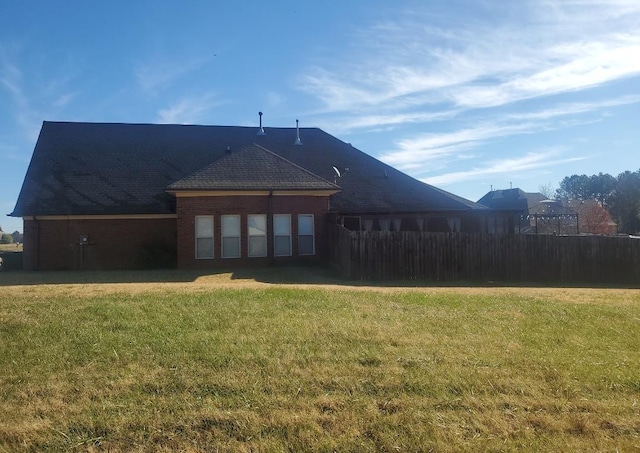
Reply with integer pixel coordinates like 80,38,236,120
330,225,640,283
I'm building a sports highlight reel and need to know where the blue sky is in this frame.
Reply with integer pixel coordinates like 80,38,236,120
2,0,639,234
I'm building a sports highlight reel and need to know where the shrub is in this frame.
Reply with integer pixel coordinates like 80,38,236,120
0,234,14,244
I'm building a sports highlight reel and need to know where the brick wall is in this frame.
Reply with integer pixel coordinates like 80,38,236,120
176,195,330,269
22,218,176,270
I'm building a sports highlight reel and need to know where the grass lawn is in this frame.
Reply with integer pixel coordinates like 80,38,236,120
1,269,639,451
0,243,22,252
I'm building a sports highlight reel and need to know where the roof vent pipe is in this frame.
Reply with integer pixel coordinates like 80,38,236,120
293,119,302,145
257,111,266,136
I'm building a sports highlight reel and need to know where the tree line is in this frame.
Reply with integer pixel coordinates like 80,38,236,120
0,226,23,244
556,169,640,234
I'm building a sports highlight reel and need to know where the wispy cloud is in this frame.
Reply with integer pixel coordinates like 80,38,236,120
295,1,640,190
320,109,461,134
266,91,285,108
135,56,209,95
0,52,40,142
157,92,219,124
298,0,640,128
423,149,586,186
1,46,80,143
380,118,564,173
380,93,639,173
448,37,640,109
503,95,640,121
52,92,77,107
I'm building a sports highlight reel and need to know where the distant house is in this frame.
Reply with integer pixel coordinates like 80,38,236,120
478,188,616,235
11,120,500,270
475,188,533,233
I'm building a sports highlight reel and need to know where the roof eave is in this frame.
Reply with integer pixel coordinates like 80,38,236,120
167,188,341,197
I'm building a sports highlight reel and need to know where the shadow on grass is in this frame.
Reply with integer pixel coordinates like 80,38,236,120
0,264,345,287
1,263,639,289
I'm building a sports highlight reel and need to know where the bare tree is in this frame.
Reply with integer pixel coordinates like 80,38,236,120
538,183,556,199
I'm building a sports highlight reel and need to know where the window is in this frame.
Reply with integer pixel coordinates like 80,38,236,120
298,214,315,255
195,216,214,259
221,215,241,258
273,214,291,256
248,214,267,257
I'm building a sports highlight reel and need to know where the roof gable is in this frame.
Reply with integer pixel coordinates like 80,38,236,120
168,143,338,191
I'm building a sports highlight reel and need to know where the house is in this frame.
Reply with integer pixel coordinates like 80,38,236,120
475,188,535,233
10,120,498,270
478,188,615,235
478,188,578,234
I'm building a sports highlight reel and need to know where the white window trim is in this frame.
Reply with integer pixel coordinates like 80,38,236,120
195,215,214,259
273,214,292,257
221,214,241,259
298,214,315,256
247,214,268,258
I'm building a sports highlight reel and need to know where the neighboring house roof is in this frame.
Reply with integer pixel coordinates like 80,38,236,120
168,143,339,191
11,121,488,217
478,189,579,215
528,198,575,215
477,188,530,212
522,192,547,211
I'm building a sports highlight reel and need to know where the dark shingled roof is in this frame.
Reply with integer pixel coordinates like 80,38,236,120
477,188,529,212
168,143,338,191
11,121,488,217
477,189,549,214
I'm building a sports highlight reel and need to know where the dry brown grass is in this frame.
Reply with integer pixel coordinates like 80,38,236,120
0,242,22,252
1,268,639,451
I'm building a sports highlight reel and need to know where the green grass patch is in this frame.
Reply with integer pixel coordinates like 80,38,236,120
1,285,639,451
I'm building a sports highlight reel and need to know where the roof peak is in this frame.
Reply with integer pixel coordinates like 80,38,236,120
42,120,320,131
167,143,339,192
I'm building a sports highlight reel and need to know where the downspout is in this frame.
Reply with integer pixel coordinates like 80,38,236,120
67,217,73,270
34,216,40,270
268,190,274,265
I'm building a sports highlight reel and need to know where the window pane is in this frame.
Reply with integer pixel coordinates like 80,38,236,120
248,215,266,236
274,215,290,235
248,236,267,257
299,235,314,255
274,236,291,256
298,215,313,235
196,237,213,259
222,215,240,236
222,237,240,258
195,216,214,259
196,216,213,237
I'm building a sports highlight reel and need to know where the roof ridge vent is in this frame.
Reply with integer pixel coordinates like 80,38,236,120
293,119,302,145
257,111,266,136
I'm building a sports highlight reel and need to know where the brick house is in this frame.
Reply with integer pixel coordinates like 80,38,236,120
10,120,495,270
